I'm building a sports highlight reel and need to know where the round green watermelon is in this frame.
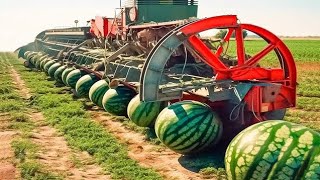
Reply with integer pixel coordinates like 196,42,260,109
61,67,76,86
66,69,87,88
40,58,51,71
23,51,32,59
30,53,43,65
225,120,320,180
30,56,36,65
43,60,56,73
89,79,109,108
35,55,48,69
48,63,62,78
25,52,37,61
155,101,223,154
75,74,99,97
53,65,67,83
27,53,39,64
102,86,136,116
127,95,167,127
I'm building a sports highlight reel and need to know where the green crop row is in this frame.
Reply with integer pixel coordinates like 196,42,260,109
285,109,320,131
0,53,61,179
8,53,163,180
296,97,320,111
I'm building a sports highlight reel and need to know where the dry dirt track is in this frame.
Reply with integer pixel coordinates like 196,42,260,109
0,129,18,179
7,63,213,180
91,111,204,180
9,68,110,180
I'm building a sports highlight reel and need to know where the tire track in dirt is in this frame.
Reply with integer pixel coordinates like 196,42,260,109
10,68,111,180
0,127,18,180
0,63,19,179
90,111,203,180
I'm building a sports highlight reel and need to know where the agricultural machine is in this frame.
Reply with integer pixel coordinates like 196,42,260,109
17,0,296,156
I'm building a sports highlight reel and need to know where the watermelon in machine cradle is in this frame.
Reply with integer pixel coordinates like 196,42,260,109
155,101,223,154
47,63,62,78
225,120,320,180
39,58,51,71
75,74,99,97
61,67,76,86
127,95,167,127
53,65,67,83
43,60,56,73
34,55,48,70
89,79,109,108
102,86,136,116
66,69,87,88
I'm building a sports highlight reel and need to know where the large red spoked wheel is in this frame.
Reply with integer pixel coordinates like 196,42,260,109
140,15,297,128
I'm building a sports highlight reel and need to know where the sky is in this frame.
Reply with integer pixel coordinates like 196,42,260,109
0,0,319,51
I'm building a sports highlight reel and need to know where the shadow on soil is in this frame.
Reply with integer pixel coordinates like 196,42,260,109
177,141,228,173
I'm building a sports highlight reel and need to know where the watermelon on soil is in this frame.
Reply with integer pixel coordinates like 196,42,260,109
66,69,87,88
155,100,223,154
225,120,320,180
102,86,136,116
89,79,109,108
127,95,166,127
75,74,99,97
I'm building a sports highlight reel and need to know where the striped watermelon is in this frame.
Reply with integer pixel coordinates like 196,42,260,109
53,65,67,83
30,53,43,65
48,63,62,78
89,79,109,107
61,67,76,86
155,101,223,154
40,58,51,71
29,53,40,65
66,69,87,88
43,60,56,73
127,95,167,127
225,120,320,180
102,86,136,116
75,74,99,97
33,53,45,65
26,52,37,61
23,51,32,59
35,55,48,69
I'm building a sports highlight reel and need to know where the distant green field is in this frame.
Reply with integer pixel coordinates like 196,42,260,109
216,39,320,65
283,40,320,62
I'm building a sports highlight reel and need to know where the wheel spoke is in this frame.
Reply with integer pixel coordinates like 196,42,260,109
235,27,245,65
216,28,234,57
245,43,276,66
188,35,227,70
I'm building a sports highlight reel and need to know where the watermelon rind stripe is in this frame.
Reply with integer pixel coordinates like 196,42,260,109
164,112,209,145
162,110,210,139
301,146,320,179
173,115,214,151
226,120,320,180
